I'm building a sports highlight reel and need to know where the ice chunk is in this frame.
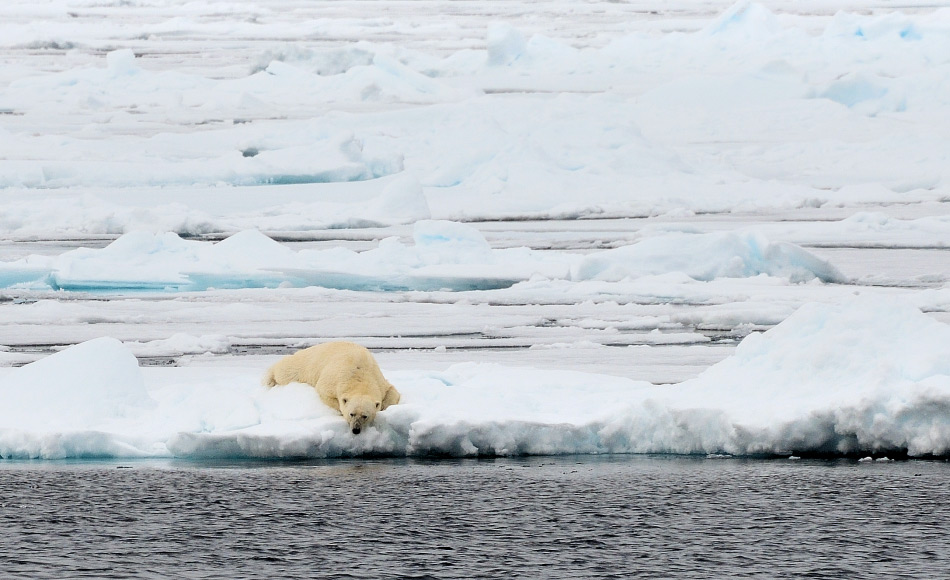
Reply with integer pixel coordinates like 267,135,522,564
0,337,150,436
49,231,198,291
411,219,493,261
820,74,888,108
363,173,431,225
486,22,526,66
1,224,569,293
204,229,300,271
106,49,139,77
572,232,846,283
826,11,925,41
818,73,905,114
703,1,780,39
0,222,857,293
670,297,950,456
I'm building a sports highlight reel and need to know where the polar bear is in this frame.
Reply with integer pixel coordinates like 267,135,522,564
263,341,400,435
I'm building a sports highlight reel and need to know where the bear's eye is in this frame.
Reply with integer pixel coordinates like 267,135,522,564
361,415,367,420
342,398,348,404
349,413,355,417
375,403,380,409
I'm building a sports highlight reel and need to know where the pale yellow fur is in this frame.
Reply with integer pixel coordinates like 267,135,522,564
263,341,400,434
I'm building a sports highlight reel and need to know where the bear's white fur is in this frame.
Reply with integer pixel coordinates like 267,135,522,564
263,341,400,434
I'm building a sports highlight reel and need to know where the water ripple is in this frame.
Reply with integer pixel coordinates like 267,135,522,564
0,457,947,579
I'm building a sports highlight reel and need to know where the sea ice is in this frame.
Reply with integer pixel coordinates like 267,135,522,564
0,224,847,293
1,1,949,463
2,4,949,232
1,297,947,459
572,231,846,283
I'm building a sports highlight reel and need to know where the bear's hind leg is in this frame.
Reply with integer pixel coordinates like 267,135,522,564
381,383,401,410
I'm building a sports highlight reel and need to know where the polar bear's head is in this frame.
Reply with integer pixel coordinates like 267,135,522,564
340,395,381,435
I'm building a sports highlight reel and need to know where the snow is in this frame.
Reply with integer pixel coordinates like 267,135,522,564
666,298,950,456
572,232,846,284
0,337,154,458
0,223,844,292
2,2,950,233
1,297,948,459
2,0,950,459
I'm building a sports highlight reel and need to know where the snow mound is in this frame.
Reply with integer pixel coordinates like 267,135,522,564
486,22,527,66
572,232,846,283
282,220,571,291
702,0,781,39
669,297,950,456
2,297,949,459
0,337,152,459
44,230,300,291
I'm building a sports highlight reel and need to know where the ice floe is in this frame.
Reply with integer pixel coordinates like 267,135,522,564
2,4,950,231
0,223,846,292
1,297,948,459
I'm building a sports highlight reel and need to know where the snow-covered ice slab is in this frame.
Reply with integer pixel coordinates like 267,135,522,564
1,296,948,459
0,174,432,238
572,231,845,283
0,222,845,292
2,3,950,231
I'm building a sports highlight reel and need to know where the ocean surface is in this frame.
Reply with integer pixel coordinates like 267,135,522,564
1,456,947,579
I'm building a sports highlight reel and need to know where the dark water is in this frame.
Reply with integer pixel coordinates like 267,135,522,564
1,456,947,579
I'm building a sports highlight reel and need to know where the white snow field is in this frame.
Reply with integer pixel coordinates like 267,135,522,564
1,0,949,458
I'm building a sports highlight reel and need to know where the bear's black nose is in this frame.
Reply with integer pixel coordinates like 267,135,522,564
352,427,361,435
